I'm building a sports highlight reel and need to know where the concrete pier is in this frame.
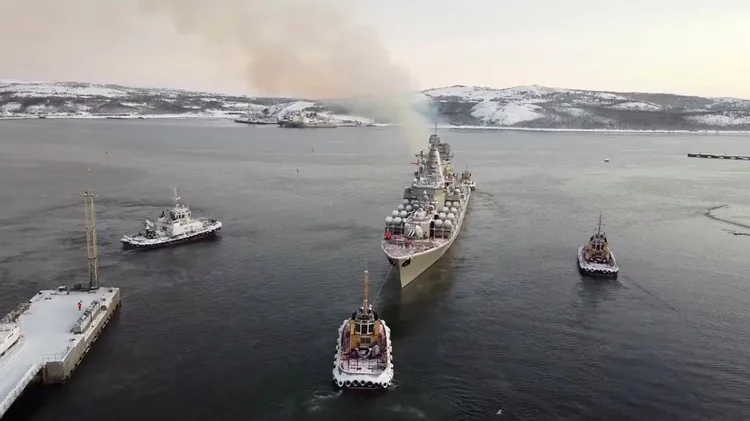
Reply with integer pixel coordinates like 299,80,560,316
0,287,121,418
687,153,750,160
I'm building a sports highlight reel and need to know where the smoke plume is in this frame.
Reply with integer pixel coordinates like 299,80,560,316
0,0,428,152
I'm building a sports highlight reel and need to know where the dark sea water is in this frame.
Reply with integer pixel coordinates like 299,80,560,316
1,119,750,421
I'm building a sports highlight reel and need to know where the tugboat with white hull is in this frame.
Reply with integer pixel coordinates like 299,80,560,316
121,189,222,250
460,165,476,191
577,213,619,278
381,128,472,288
333,270,394,390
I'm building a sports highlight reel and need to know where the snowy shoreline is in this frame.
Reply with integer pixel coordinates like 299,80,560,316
3,114,750,134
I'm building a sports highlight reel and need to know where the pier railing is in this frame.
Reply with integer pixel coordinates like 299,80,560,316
0,363,41,417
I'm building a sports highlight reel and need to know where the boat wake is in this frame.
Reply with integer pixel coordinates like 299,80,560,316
618,274,678,312
311,390,343,400
306,390,343,413
386,404,426,418
705,204,750,232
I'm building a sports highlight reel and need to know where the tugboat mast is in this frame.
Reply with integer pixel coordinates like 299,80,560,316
362,270,369,311
597,213,603,236
82,189,99,290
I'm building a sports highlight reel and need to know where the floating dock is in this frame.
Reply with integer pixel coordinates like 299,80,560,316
0,189,120,419
0,288,121,417
687,153,750,160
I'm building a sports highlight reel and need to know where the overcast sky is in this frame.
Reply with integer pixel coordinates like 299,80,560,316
1,0,748,98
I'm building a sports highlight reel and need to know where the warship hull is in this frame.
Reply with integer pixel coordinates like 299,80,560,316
384,190,471,288
121,222,222,250
234,119,275,125
279,121,338,128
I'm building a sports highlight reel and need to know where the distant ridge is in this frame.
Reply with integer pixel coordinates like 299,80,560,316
2,79,749,130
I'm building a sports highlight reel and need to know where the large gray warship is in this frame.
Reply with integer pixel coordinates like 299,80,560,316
381,129,473,288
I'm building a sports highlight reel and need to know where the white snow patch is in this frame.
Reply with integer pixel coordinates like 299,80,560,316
270,101,317,117
0,83,127,98
561,107,589,117
471,101,544,125
1,103,21,112
610,101,661,111
422,85,564,102
592,92,628,100
686,114,750,126
329,114,374,124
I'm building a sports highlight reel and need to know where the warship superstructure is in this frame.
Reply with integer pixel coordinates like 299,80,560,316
121,189,222,249
381,129,472,287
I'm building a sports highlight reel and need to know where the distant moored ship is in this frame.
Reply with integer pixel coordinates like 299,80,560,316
278,111,338,128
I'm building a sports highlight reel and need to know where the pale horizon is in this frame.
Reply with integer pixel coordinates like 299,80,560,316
1,0,748,99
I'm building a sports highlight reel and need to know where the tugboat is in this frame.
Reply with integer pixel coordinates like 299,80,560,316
121,188,222,250
333,270,394,390
459,165,476,191
577,213,618,278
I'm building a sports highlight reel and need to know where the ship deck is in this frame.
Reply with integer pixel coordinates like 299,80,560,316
578,247,618,270
122,221,222,244
339,354,388,375
381,237,450,258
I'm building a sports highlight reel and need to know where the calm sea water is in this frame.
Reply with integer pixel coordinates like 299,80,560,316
1,119,750,421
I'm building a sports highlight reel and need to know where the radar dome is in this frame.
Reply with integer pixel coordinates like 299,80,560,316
413,178,418,183
392,210,399,217
439,212,446,220
434,219,444,227
385,216,393,225
450,207,458,214
447,213,456,221
394,217,402,224
399,211,408,218
397,204,404,211
445,201,452,208
403,199,410,204
442,207,449,213
444,220,453,228
406,205,413,212
455,189,461,195
422,195,429,201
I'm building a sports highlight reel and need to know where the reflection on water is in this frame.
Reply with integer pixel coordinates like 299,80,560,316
576,276,624,312
378,248,457,340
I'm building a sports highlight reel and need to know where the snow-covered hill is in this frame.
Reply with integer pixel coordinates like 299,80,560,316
421,85,750,130
0,80,372,124
2,80,750,130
